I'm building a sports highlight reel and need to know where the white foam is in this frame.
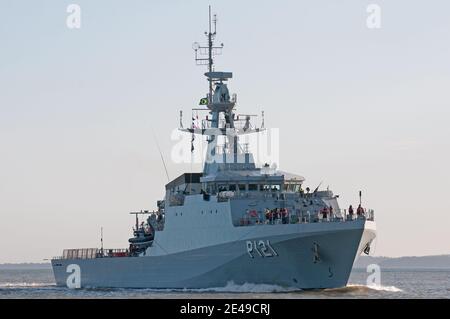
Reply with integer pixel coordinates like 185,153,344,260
366,284,403,292
117,281,301,293
0,282,55,288
348,284,403,292
184,281,301,293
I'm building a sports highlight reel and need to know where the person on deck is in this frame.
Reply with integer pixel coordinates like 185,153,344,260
357,204,364,217
321,206,329,220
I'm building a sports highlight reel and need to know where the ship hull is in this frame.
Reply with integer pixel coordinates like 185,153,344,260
52,219,376,289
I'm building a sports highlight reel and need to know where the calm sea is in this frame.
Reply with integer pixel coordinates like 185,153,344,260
0,268,449,298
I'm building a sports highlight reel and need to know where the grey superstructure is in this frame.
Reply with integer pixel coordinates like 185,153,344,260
51,8,376,290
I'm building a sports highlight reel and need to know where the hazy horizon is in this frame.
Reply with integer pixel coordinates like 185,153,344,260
1,0,450,263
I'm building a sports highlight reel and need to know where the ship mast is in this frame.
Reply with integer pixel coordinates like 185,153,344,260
186,7,264,174
207,6,215,100
193,6,221,103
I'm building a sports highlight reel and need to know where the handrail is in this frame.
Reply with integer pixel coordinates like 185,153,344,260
235,208,375,227
53,248,130,260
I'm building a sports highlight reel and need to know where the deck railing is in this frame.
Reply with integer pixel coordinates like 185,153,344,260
235,209,375,227
52,248,130,260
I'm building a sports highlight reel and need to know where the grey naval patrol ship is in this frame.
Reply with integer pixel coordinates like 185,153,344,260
52,8,376,290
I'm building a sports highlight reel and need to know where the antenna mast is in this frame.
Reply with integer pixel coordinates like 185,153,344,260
100,227,104,255
193,5,224,103
151,127,170,182
185,7,266,175
208,7,216,98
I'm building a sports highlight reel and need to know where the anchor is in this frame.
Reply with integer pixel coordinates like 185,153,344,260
312,242,321,263
363,241,372,255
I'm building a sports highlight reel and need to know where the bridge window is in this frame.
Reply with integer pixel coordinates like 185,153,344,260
248,184,258,191
271,185,281,191
284,183,302,192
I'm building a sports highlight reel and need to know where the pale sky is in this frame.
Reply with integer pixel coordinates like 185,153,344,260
1,0,449,263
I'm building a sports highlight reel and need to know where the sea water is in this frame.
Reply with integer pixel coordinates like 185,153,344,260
0,268,448,299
